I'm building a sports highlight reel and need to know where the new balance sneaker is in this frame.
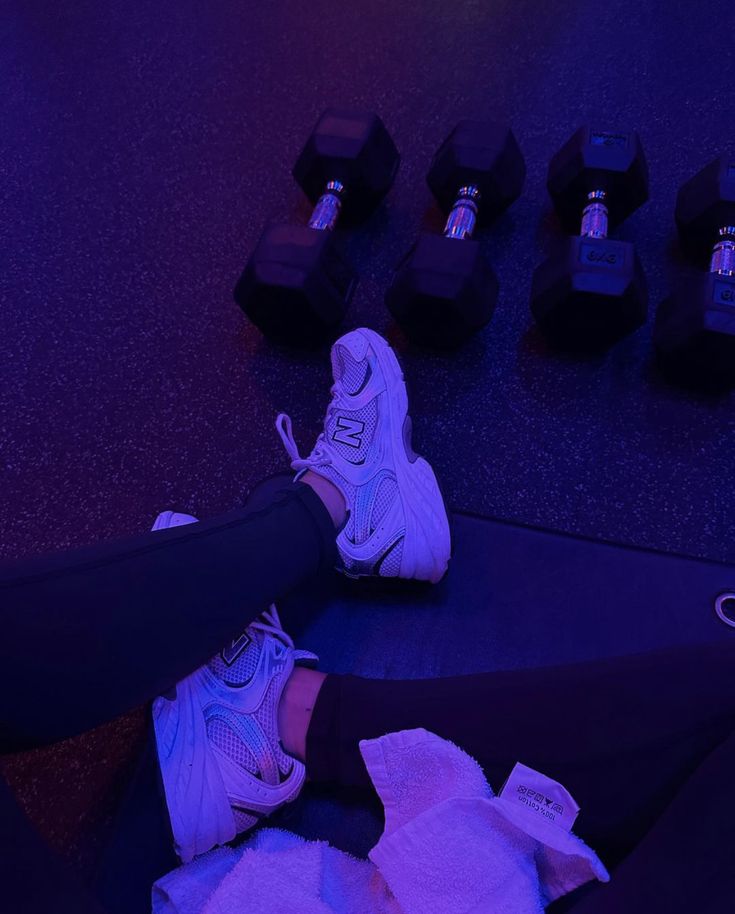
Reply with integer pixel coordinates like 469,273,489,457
150,510,199,530
150,511,316,863
276,327,451,583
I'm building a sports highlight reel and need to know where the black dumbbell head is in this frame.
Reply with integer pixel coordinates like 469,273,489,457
654,271,735,382
426,120,526,227
547,127,649,233
530,236,647,349
292,109,400,223
234,223,356,346
675,157,735,262
386,233,499,348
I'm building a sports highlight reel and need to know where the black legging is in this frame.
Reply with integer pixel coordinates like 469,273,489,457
0,481,337,914
0,482,336,751
1,481,733,913
308,648,735,912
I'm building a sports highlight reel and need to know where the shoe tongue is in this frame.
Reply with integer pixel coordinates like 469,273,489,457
333,344,369,395
209,628,263,686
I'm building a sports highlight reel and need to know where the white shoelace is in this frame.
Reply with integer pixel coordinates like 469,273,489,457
249,604,318,664
275,382,344,471
247,604,294,650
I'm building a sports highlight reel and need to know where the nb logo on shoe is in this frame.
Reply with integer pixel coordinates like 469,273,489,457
221,632,251,666
332,417,365,449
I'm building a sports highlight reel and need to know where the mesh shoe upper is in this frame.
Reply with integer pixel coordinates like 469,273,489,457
202,606,314,821
319,346,405,574
208,614,312,780
277,330,407,577
276,327,450,582
151,511,316,861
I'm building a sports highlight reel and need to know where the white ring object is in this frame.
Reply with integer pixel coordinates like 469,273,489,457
714,592,735,628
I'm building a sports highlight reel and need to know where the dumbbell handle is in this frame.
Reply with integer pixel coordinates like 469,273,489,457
710,227,735,275
580,190,608,239
308,180,346,231
444,185,481,240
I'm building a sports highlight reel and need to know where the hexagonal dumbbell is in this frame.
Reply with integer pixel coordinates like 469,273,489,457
530,127,649,349
385,120,526,349
234,109,399,346
654,157,735,383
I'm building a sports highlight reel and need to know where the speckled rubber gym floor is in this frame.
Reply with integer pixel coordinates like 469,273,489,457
2,0,734,881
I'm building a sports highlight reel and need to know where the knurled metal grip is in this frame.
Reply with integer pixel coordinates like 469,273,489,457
580,190,609,239
443,185,481,240
308,180,346,231
710,227,735,275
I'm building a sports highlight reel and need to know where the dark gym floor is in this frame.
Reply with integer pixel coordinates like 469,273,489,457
2,0,735,883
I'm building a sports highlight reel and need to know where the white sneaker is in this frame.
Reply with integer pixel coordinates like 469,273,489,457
276,327,451,583
150,511,316,863
150,510,199,531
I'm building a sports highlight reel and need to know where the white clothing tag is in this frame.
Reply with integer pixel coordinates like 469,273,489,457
498,762,580,832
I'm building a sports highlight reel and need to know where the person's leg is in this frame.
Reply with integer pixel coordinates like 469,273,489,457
0,326,450,753
0,478,339,750
0,478,340,914
562,725,735,913
148,328,452,867
1,327,451,912
292,640,735,869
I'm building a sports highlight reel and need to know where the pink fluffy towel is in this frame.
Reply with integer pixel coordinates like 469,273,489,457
153,728,608,914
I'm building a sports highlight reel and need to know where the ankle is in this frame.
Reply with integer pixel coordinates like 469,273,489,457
301,471,347,529
278,667,327,762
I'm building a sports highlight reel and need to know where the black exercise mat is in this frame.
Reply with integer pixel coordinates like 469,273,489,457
275,507,735,857
287,510,735,676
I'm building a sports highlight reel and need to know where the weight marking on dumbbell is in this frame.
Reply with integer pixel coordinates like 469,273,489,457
579,243,622,267
713,281,735,305
590,132,628,148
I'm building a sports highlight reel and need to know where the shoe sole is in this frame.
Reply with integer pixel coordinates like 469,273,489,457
355,328,452,584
